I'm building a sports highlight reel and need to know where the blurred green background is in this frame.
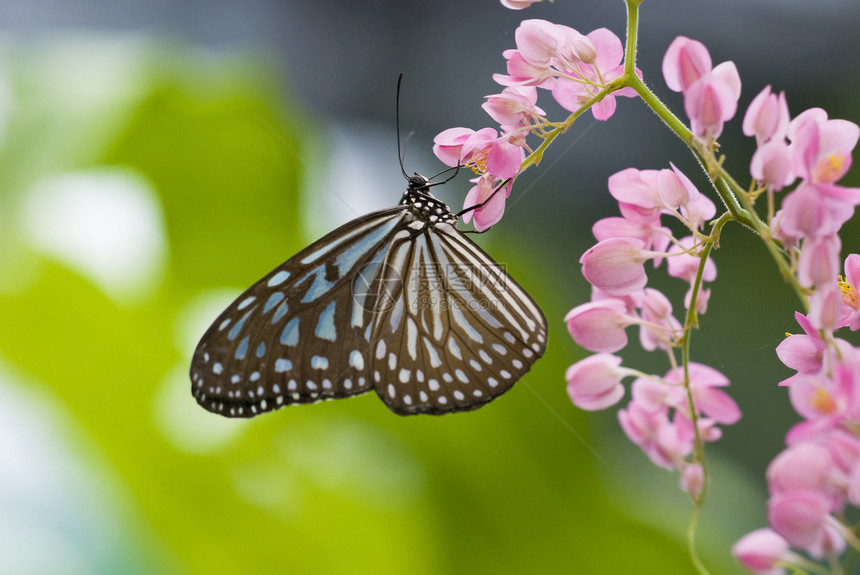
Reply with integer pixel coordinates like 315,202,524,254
2,2,860,574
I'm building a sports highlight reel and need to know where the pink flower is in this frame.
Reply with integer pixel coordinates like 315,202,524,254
591,216,672,257
433,127,476,167
778,183,836,241
786,363,857,433
685,285,711,315
662,36,712,93
789,108,859,184
839,253,860,330
565,298,633,353
580,237,651,296
637,288,682,351
684,61,741,140
732,528,792,575
767,489,831,549
432,127,524,179
743,85,790,145
618,402,692,469
551,28,637,121
776,312,826,375
500,0,543,9
607,168,664,223
826,430,860,479
848,460,860,506
461,175,511,232
460,129,524,179
666,236,717,284
659,164,716,229
556,25,597,65
482,85,545,127
797,235,840,289
805,524,845,559
629,376,669,412
494,49,556,87
663,362,740,425
750,139,795,191
515,19,561,68
808,286,849,332
767,442,834,497
565,353,630,410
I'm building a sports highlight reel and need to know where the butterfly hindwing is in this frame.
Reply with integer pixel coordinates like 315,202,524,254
369,221,548,415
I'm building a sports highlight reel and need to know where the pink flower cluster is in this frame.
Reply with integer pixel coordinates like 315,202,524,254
433,19,638,231
562,37,750,498
732,99,860,570
564,159,738,496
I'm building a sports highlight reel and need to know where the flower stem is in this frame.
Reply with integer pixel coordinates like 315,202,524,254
687,505,712,575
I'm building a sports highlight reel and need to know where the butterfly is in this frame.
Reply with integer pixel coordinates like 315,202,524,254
190,172,548,417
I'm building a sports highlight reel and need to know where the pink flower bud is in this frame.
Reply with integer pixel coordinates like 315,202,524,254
638,288,682,351
565,353,628,411
680,463,705,499
767,489,831,548
750,139,795,191
607,168,663,221
743,85,790,144
797,235,840,289
767,442,833,496
778,184,831,240
732,528,791,574
809,286,849,332
580,238,650,296
564,298,632,353
684,62,741,140
662,36,712,93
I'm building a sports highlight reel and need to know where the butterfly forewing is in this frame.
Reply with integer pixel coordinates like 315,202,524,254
190,208,410,417
190,176,548,417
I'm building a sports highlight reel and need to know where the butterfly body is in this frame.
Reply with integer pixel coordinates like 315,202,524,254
191,174,547,417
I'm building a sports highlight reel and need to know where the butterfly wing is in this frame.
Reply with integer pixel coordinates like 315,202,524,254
368,221,548,415
190,207,411,417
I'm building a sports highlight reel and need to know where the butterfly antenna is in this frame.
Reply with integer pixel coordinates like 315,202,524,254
396,73,410,181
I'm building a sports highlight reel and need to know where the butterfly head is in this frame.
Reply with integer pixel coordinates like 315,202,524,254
400,172,457,225
407,172,432,192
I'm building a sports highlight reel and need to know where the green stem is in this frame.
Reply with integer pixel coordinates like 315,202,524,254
687,506,712,575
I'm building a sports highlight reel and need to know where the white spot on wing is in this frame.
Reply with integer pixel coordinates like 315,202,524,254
274,358,293,373
268,270,290,287
237,296,256,310
350,350,365,371
311,355,329,370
